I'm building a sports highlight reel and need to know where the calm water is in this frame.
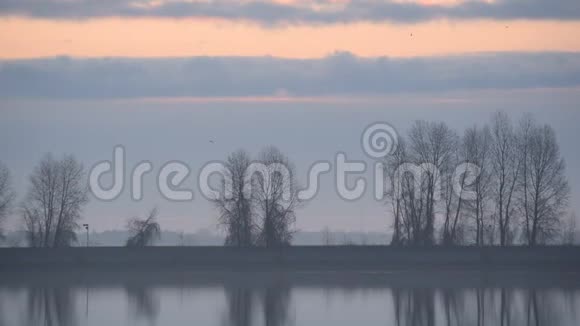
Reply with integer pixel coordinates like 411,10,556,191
0,271,579,325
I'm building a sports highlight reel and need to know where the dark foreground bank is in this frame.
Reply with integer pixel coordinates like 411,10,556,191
1,246,579,272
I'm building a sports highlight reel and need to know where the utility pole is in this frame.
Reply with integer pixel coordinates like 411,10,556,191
83,224,89,247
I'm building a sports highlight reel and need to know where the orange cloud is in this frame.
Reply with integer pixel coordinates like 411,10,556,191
1,17,579,59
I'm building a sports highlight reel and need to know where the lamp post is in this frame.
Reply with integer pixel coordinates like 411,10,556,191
83,224,89,247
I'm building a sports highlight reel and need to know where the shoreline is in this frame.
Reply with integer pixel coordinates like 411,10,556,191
1,246,579,272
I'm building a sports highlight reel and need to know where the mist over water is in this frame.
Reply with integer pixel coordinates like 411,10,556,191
1,271,579,326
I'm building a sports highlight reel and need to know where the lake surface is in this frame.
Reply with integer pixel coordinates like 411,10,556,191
0,271,579,325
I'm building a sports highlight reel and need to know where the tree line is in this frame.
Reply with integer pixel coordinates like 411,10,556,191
0,154,162,247
385,111,572,246
0,146,299,248
0,111,575,247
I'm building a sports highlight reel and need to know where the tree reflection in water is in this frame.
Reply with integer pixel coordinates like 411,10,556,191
223,285,255,326
4,272,579,326
390,287,574,326
125,284,160,326
26,287,77,326
223,279,292,326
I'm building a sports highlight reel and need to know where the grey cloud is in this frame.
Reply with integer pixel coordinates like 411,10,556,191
1,52,580,99
0,0,579,23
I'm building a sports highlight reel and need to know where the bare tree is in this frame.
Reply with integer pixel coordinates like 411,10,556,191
0,162,15,240
462,125,493,246
214,150,256,247
22,154,88,248
385,138,408,246
408,121,457,245
440,129,464,246
385,121,458,246
519,123,570,245
517,113,535,246
125,208,162,247
253,146,300,247
490,112,521,246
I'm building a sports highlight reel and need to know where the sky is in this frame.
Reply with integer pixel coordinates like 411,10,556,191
1,0,579,234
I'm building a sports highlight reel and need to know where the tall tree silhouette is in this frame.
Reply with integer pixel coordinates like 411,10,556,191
214,150,256,247
0,162,14,240
254,146,300,247
518,122,570,245
22,154,88,247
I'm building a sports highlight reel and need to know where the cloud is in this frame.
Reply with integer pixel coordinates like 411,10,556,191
1,52,580,99
0,0,579,24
